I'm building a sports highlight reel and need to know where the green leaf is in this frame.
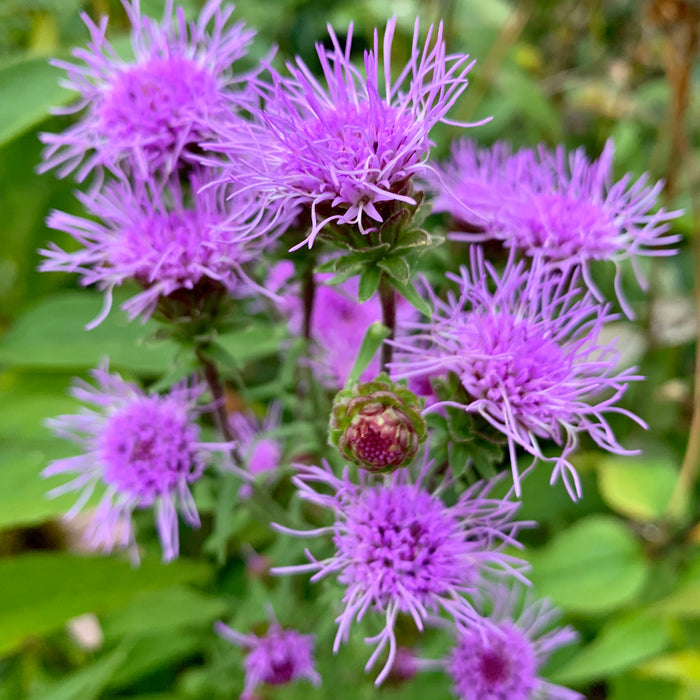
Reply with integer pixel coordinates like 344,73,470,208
0,56,74,147
0,552,211,655
101,587,228,640
201,323,288,366
551,614,671,685
598,456,681,521
357,264,381,302
639,652,700,685
30,644,132,700
389,277,432,317
528,515,649,614
609,675,683,700
377,256,410,285
344,322,390,388
0,292,178,374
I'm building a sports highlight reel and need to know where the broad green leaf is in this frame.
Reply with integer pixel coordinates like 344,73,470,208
598,457,681,521
0,552,210,655
0,56,74,147
528,515,649,614
0,292,178,374
652,582,700,618
377,256,410,285
29,644,131,700
215,322,287,364
609,675,683,700
344,322,390,387
551,614,671,685
101,586,228,640
0,445,80,531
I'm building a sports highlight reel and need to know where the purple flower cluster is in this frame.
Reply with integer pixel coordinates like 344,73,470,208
432,139,681,317
43,364,229,561
273,459,529,684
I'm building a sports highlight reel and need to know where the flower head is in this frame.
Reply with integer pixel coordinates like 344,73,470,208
433,139,682,317
446,585,581,700
43,364,229,561
273,459,528,684
219,17,478,249
390,249,646,499
40,170,283,325
40,0,255,181
215,618,320,696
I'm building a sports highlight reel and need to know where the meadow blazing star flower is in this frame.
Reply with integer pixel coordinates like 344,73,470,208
444,585,581,700
218,16,480,250
40,169,285,326
433,139,682,317
39,0,255,182
268,261,415,387
215,617,320,696
390,249,646,500
272,459,529,685
43,364,231,561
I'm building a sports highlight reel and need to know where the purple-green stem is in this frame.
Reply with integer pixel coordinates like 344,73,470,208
379,274,396,373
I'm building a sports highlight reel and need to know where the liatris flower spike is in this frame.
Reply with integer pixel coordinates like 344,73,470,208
390,248,646,500
272,458,529,685
443,584,581,700
219,16,481,251
43,363,231,561
215,617,320,697
40,169,287,327
39,0,255,182
433,139,682,318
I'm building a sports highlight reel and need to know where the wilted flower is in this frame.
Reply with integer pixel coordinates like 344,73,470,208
215,617,320,696
273,459,528,684
43,364,230,561
329,375,426,472
40,170,284,325
445,585,581,700
433,139,681,317
39,0,255,181
390,249,646,499
218,16,479,249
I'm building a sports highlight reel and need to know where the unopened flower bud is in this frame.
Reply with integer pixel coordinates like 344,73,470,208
329,376,426,472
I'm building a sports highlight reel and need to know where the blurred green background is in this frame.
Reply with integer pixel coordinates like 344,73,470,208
0,0,698,698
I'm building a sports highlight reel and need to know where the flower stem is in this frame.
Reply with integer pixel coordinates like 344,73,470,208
379,274,396,372
302,266,315,341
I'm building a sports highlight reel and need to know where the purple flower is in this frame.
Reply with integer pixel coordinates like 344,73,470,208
433,139,682,317
445,585,581,700
40,170,282,325
39,0,255,181
390,249,646,499
43,363,230,561
269,261,415,386
272,459,528,685
219,17,479,249
215,617,320,696
230,403,283,497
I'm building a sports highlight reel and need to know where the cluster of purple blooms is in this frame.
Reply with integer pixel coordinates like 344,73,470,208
35,1,681,697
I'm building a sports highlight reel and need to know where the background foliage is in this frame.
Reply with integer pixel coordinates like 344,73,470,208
0,0,698,698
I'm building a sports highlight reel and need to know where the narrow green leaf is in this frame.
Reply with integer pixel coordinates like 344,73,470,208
344,322,391,388
390,277,432,317
377,256,410,285
357,265,382,302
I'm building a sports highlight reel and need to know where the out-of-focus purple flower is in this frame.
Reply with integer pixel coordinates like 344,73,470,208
43,364,230,561
215,618,320,696
268,262,415,386
217,17,479,249
433,139,682,317
40,170,283,326
390,249,646,500
39,0,255,181
230,403,283,497
445,585,581,700
272,459,528,685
